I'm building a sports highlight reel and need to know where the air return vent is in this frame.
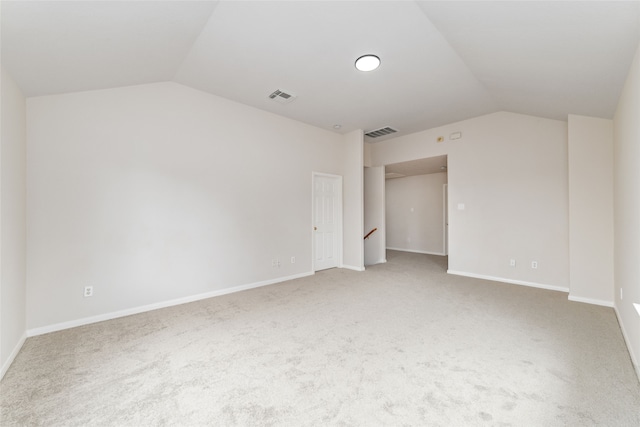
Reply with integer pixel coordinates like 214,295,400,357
268,89,297,104
365,126,398,138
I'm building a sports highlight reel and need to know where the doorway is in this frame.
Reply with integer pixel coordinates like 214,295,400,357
312,172,343,271
364,166,386,266
443,183,449,255
383,155,449,268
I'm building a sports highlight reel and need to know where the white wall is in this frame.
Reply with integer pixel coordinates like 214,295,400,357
342,130,364,271
613,43,640,376
370,112,569,291
364,166,385,265
363,142,372,168
0,67,27,379
386,173,447,255
26,82,362,331
567,115,614,306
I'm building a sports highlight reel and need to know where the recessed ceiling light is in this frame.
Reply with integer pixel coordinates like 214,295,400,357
355,55,380,72
333,124,342,129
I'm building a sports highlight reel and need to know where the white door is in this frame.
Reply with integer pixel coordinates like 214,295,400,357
313,173,342,271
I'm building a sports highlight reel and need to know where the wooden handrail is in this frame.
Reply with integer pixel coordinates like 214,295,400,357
364,228,377,240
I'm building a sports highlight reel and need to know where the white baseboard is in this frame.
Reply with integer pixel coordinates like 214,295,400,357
568,294,614,308
447,270,569,293
614,306,640,383
342,264,365,272
27,271,314,337
387,247,446,256
1,332,27,381
364,259,387,268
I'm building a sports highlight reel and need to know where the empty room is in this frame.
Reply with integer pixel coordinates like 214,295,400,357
2,1,640,425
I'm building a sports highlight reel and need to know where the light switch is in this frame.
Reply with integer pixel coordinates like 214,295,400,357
457,203,465,211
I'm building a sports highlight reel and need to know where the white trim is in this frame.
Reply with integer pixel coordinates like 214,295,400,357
614,306,640,383
447,270,569,293
363,259,387,269
568,294,614,307
312,172,343,272
387,247,446,256
27,271,314,337
1,332,27,381
342,265,365,272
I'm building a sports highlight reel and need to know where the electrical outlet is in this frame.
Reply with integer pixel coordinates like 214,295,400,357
531,261,538,269
509,259,516,267
84,286,93,297
291,256,296,264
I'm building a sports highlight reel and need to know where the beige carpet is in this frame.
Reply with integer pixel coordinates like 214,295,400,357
2,251,639,426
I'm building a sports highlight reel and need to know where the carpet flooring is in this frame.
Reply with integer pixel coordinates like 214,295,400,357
1,251,639,426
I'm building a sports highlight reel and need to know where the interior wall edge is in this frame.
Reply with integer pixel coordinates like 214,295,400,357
341,265,365,272
0,332,26,381
567,294,614,308
614,306,640,383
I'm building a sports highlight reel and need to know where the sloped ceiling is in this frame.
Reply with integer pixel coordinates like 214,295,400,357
386,156,448,179
2,1,639,141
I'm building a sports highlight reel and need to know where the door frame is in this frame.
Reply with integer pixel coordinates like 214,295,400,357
312,172,343,271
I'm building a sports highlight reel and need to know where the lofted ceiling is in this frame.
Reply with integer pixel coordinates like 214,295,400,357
385,156,447,179
2,1,639,142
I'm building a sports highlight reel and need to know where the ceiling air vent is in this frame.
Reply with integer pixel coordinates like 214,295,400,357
268,89,297,104
365,126,398,138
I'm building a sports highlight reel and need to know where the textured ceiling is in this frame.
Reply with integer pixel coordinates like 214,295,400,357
2,1,639,142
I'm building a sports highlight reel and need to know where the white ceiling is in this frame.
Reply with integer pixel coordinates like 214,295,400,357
2,1,639,141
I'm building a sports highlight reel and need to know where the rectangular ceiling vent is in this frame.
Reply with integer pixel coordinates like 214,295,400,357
365,126,398,138
268,89,297,104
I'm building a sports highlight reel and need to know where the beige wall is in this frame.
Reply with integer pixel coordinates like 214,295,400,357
613,43,640,375
386,173,447,255
371,112,569,291
26,82,362,331
567,115,614,306
0,67,27,378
